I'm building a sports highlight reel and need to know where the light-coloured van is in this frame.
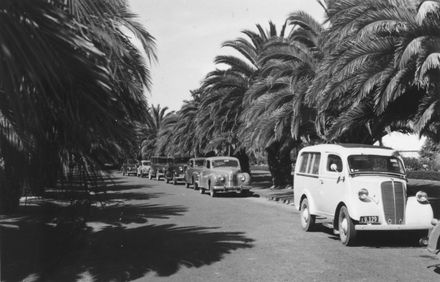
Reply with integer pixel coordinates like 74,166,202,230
294,144,434,245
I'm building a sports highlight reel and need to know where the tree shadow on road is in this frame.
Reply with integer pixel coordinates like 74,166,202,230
326,230,430,248
2,221,254,281
1,175,255,281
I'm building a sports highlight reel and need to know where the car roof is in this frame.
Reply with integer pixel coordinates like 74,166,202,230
190,157,206,161
205,156,239,161
299,143,397,157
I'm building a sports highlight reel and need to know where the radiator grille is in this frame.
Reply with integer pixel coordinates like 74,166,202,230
231,174,238,186
381,181,405,224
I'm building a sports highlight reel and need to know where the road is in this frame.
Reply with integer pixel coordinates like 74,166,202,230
76,173,437,282
6,172,437,281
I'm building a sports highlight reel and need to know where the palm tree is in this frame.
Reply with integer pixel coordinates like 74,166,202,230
0,0,156,212
309,0,440,143
238,13,323,186
139,105,174,158
197,23,288,173
165,90,202,157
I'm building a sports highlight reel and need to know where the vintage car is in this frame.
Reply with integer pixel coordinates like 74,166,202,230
428,219,440,255
198,156,251,197
184,157,206,188
137,160,151,177
293,144,434,246
164,157,190,184
148,156,173,180
121,159,138,176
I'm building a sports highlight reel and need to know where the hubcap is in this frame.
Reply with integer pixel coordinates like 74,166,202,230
340,217,348,234
302,208,309,223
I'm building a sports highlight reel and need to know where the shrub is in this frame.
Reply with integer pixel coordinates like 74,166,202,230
407,170,440,181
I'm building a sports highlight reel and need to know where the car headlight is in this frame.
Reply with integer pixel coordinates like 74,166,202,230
416,191,429,204
218,176,225,182
358,188,370,202
240,175,246,182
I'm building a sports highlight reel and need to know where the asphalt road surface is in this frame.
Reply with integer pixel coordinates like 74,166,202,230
83,173,438,282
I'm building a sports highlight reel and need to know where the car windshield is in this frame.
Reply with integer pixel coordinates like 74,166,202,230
348,155,405,175
174,157,189,164
212,159,239,168
195,159,205,166
127,159,137,165
141,161,150,166
155,158,170,164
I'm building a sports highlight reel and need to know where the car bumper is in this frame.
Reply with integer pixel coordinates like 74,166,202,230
355,224,433,231
212,185,250,193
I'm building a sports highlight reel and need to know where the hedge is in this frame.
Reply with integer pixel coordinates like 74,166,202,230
407,170,440,181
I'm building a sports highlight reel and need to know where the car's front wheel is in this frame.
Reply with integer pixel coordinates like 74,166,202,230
300,198,315,231
172,177,177,185
197,183,204,194
338,205,357,246
209,183,216,198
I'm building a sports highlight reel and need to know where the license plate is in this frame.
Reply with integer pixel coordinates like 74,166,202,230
359,216,379,224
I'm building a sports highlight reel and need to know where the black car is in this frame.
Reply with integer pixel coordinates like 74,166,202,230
165,157,190,185
121,159,138,176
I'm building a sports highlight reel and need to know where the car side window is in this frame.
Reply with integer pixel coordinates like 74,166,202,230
299,152,320,175
206,161,210,169
327,154,343,172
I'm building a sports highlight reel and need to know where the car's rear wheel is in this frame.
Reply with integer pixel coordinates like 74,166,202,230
185,180,190,188
300,198,315,231
172,177,177,185
166,177,170,183
338,205,357,246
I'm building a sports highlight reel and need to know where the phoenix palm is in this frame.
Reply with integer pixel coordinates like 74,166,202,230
0,0,156,212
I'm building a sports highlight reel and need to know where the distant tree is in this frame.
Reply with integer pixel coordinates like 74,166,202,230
139,105,174,158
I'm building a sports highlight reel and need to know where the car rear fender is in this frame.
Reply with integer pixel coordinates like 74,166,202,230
300,191,317,215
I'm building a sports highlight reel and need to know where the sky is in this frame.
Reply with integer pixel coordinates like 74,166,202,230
127,0,425,151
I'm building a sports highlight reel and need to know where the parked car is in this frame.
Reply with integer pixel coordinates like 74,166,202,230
137,160,151,177
121,159,138,176
293,144,434,246
148,156,173,180
428,219,440,255
184,157,206,188
198,156,251,197
164,157,190,184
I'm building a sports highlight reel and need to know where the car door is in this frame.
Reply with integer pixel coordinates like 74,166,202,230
186,159,193,182
200,160,211,188
319,153,346,216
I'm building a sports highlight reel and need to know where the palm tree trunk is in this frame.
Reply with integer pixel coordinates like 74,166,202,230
233,148,250,173
266,140,293,188
0,142,23,214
